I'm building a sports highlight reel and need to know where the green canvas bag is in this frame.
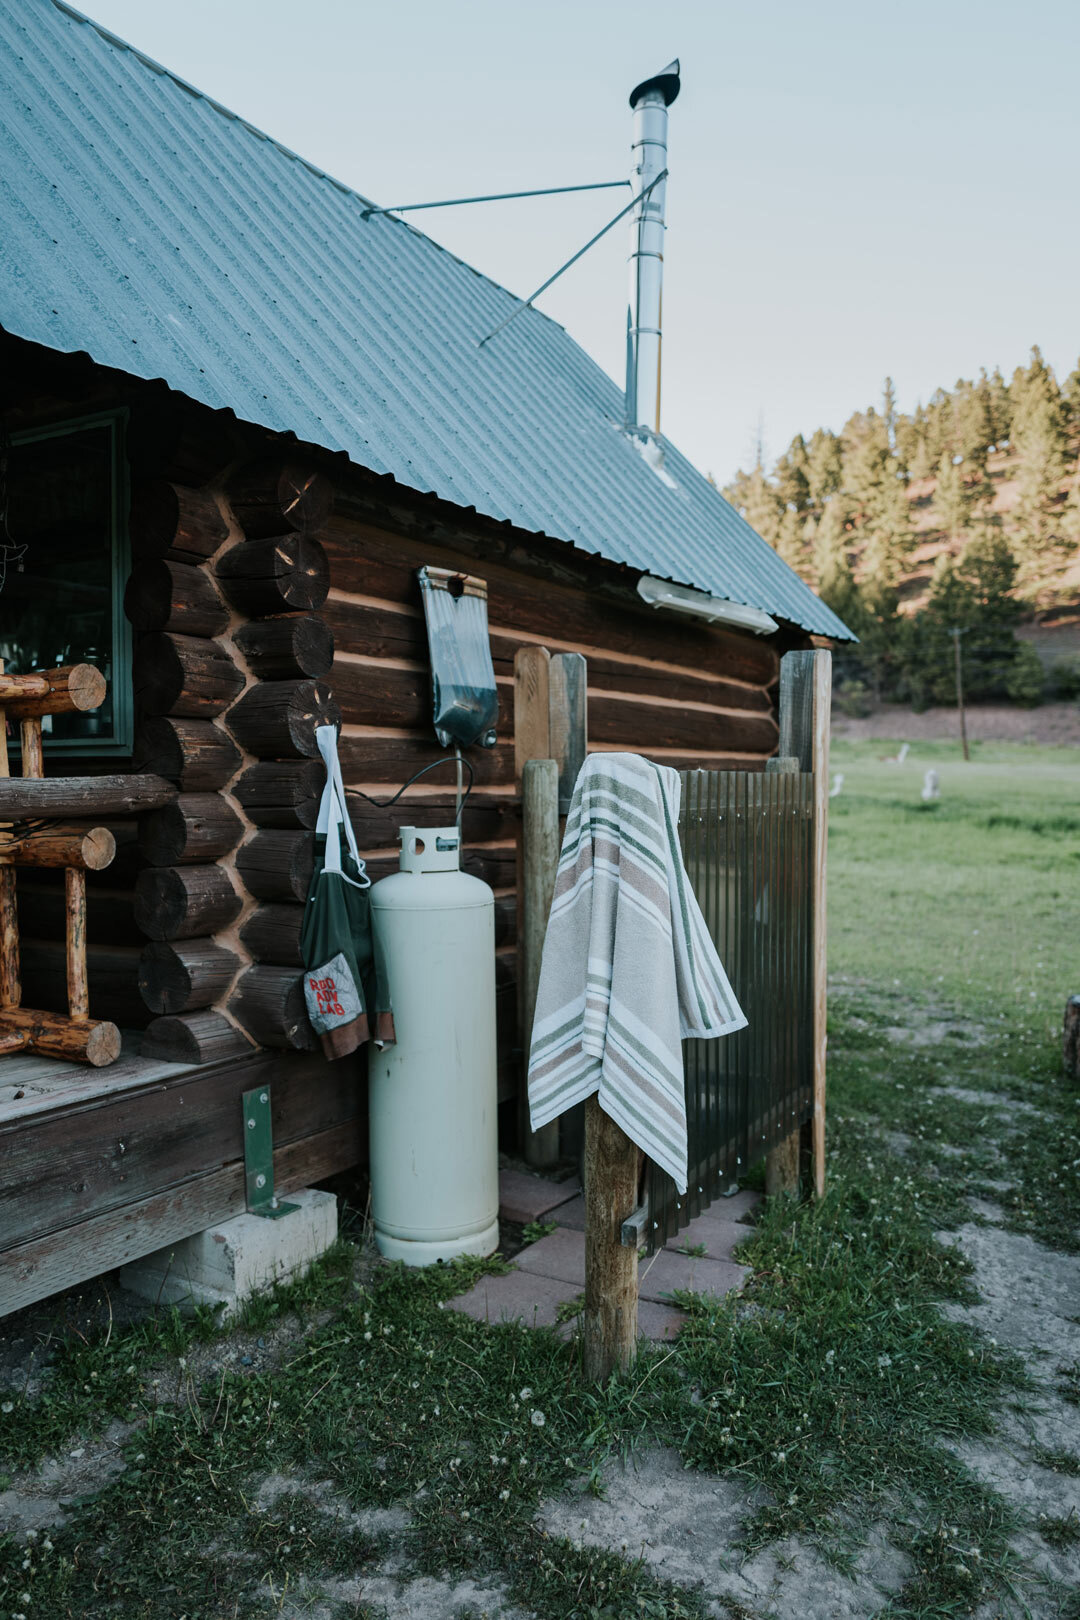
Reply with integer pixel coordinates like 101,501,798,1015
301,725,394,1059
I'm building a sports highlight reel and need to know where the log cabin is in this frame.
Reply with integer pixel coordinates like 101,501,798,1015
0,1,853,1315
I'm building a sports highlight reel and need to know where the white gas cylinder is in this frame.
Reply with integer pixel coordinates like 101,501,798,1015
368,825,499,1265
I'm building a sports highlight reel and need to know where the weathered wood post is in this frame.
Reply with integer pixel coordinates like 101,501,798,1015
764,752,800,1197
583,1097,639,1381
521,759,560,1166
0,659,20,1052
768,648,831,1199
1064,995,1080,1084
514,647,587,1168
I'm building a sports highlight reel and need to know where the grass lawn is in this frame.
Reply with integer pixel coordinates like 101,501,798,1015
0,738,1078,1619
829,736,1079,1024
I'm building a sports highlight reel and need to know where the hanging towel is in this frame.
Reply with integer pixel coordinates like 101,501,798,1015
527,752,746,1193
301,725,395,1060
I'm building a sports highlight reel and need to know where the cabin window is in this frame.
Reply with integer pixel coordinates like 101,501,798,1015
0,410,131,753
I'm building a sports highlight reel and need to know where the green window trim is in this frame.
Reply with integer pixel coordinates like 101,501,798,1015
4,408,132,756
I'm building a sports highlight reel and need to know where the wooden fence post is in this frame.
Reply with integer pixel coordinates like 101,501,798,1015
776,648,831,1199
584,1094,639,1381
548,653,587,815
764,752,801,1196
521,759,560,1167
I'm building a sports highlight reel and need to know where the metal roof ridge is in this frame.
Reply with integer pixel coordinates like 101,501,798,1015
47,0,574,343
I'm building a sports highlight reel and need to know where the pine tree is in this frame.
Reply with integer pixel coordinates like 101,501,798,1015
774,434,811,511
841,408,913,591
896,405,932,480
883,377,899,455
724,460,782,548
805,429,843,506
813,498,854,603
951,377,992,473
1062,357,1080,442
1010,346,1069,566
922,389,952,469
907,531,1023,704
774,506,809,573
933,451,970,536
982,366,1011,448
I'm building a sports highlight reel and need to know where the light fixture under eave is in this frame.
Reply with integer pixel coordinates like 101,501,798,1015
636,575,779,636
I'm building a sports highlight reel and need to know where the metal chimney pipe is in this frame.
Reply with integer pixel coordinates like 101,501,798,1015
625,59,680,435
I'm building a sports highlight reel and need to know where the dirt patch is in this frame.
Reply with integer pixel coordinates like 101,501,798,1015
540,1448,910,1619
938,1215,1080,1608
832,702,1080,747
0,1417,131,1540
282,1572,533,1620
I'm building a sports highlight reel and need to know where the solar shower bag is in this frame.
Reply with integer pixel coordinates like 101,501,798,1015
417,566,499,749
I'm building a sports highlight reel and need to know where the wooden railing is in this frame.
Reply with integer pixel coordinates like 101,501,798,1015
0,663,174,1066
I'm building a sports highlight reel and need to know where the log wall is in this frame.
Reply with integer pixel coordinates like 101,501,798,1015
4,339,795,1155
320,508,782,1107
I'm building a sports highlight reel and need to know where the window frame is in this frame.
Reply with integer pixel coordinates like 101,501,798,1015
7,407,132,756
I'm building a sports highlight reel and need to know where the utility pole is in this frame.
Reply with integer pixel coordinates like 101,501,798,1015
951,627,970,761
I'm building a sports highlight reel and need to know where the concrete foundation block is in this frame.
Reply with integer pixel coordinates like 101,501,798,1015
117,1188,338,1316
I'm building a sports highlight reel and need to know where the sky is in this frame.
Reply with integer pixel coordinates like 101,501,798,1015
82,0,1080,488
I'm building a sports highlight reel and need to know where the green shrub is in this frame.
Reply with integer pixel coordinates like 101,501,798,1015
1049,652,1080,700
834,678,872,718
1005,641,1045,707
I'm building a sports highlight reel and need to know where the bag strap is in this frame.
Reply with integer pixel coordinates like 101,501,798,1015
315,725,370,890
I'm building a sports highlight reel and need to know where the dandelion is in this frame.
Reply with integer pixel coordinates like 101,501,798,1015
363,1332,372,1342
1,1401,13,1413
24,1531,37,1543
126,1364,136,1376
530,1409,546,1428
499,1488,510,1501
775,1450,787,1463
519,1387,533,1401
461,1510,470,1521
877,1354,892,1369
42,1541,53,1554
135,1453,146,1463
824,1350,835,1366
178,1357,187,1369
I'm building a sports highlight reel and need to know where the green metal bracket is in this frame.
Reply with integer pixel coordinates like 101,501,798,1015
242,1085,299,1219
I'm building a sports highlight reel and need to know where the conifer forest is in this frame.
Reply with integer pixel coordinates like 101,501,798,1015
724,349,1080,711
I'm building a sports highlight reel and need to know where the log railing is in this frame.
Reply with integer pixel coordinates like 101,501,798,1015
0,663,180,1066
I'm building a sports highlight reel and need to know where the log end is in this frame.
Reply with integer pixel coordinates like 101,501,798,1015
85,1020,123,1066
69,663,108,713
83,827,117,872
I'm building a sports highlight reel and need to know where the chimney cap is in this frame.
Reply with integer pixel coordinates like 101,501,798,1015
629,59,681,109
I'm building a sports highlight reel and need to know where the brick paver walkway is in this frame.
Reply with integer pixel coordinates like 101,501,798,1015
450,1172,759,1342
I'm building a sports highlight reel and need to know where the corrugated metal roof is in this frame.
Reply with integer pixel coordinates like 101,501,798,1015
0,0,854,641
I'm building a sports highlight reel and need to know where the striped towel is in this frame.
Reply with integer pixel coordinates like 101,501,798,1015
527,752,747,1193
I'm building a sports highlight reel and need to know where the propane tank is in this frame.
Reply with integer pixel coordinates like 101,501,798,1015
368,825,499,1265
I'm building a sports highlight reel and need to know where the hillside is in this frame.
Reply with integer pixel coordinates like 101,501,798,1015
723,349,1080,705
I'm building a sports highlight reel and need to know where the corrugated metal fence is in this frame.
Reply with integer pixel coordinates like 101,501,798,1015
645,767,815,1251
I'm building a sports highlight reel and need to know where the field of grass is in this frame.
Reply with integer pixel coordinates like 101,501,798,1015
0,739,1077,1618
829,737,1080,1029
